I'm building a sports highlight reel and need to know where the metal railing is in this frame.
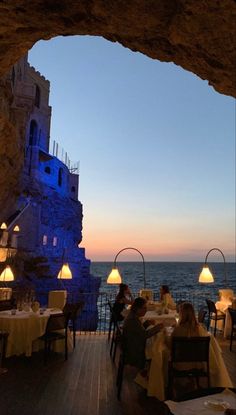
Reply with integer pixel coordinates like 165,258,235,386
76,289,212,334
8,288,212,333
50,140,79,173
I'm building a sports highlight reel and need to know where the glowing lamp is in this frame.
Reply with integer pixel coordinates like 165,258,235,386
13,225,20,232
0,223,7,230
107,268,122,284
199,266,214,283
198,248,227,284
0,265,14,282
57,263,72,279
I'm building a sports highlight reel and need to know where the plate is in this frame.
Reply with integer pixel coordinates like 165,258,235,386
204,399,231,411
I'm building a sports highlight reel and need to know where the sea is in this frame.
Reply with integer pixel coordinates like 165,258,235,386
90,261,236,305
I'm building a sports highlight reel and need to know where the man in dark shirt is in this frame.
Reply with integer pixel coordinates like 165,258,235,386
123,297,163,369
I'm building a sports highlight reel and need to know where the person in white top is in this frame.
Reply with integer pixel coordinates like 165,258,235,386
160,285,176,310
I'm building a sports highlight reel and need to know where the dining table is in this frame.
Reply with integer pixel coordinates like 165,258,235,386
0,308,72,358
215,298,236,338
135,324,233,401
165,388,236,415
142,309,177,326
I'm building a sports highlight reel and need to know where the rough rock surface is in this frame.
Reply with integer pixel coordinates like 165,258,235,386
0,0,235,96
0,0,235,212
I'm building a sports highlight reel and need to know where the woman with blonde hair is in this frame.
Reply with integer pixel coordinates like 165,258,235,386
172,302,200,337
169,302,233,395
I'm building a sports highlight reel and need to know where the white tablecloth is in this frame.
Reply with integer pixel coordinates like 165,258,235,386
0,308,72,357
165,388,236,415
143,310,177,326
215,300,233,338
135,325,233,401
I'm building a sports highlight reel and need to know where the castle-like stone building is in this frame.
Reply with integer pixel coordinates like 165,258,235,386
0,55,100,322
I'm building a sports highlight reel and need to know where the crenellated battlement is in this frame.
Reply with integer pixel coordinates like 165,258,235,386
27,62,50,84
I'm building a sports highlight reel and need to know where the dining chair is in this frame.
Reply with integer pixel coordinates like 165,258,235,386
116,331,150,401
198,306,207,325
110,319,123,362
228,307,236,351
63,301,84,348
116,332,126,400
107,300,115,342
48,290,67,310
168,336,210,400
38,313,69,363
206,299,225,336
0,331,9,373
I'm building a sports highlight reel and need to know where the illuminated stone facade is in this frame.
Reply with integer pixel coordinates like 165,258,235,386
0,55,100,323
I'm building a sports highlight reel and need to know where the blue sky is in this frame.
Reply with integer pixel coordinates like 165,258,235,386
29,35,235,262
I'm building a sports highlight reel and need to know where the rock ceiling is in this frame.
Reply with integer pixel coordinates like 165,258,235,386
0,0,235,216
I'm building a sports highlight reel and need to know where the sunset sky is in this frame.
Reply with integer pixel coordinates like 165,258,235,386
29,36,235,263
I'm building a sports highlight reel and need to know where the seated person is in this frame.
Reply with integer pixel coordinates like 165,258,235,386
217,289,234,312
160,285,176,310
218,289,234,303
172,301,200,337
123,297,163,370
170,302,232,389
112,283,134,321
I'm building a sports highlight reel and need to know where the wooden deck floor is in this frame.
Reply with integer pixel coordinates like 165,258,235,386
0,333,235,415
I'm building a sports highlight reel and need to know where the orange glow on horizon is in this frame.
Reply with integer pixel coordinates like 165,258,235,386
81,216,235,262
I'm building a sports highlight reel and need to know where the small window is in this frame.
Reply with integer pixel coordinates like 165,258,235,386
71,186,75,193
42,235,47,245
35,84,40,108
45,166,51,174
58,168,63,186
53,236,57,247
29,120,38,146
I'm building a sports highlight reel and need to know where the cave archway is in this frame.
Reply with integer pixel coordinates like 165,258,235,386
0,0,235,217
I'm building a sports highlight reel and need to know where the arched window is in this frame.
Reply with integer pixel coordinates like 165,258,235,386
53,236,57,247
71,186,75,193
35,84,40,108
42,235,47,245
45,166,51,174
29,120,38,146
58,168,63,187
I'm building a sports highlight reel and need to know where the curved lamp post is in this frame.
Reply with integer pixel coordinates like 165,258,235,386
198,247,228,284
107,247,146,288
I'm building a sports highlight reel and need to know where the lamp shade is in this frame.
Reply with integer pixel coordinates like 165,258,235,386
107,268,122,284
199,265,214,283
0,222,7,230
57,263,72,279
0,265,14,281
13,225,20,232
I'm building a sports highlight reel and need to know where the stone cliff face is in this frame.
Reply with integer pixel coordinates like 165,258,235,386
0,0,235,212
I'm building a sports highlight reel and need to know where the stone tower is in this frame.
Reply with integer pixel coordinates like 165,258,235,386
0,55,100,324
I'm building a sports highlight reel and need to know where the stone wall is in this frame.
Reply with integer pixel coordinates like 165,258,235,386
0,0,235,211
